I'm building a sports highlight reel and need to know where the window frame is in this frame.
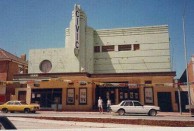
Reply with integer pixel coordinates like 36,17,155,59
39,60,52,73
102,45,115,52
134,44,140,51
118,44,132,51
94,46,100,53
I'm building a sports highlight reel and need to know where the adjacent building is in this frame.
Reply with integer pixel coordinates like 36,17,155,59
13,5,179,111
179,55,194,111
0,48,27,104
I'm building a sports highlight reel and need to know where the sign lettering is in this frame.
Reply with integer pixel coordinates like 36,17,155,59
75,5,80,49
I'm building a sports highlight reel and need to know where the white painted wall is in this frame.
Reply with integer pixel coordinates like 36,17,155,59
94,25,171,73
28,5,171,74
28,48,79,73
29,5,89,73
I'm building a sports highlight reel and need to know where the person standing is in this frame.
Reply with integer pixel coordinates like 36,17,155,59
107,98,111,112
98,96,103,113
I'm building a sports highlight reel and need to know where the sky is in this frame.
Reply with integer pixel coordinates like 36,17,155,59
0,0,194,78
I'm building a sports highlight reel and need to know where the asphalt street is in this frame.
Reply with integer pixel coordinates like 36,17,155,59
8,117,148,129
0,111,194,130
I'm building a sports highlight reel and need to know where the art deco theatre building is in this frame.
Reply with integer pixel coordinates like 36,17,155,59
14,5,178,112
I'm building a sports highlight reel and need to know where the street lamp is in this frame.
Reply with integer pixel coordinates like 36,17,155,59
182,4,192,114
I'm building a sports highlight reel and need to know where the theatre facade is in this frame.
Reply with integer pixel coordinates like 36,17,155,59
13,5,180,111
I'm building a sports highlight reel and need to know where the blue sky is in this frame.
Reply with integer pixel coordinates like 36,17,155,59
0,0,194,78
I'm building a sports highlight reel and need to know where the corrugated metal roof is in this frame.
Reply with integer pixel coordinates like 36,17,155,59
0,48,27,65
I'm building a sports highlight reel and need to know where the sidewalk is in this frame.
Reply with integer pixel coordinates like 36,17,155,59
38,111,192,117
157,112,191,117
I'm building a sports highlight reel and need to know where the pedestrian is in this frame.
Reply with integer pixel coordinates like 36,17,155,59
98,96,103,113
107,98,111,112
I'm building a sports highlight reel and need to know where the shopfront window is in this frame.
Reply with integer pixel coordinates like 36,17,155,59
119,88,139,102
31,89,62,108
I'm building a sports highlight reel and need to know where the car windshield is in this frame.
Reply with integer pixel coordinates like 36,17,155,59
7,102,14,105
120,101,125,106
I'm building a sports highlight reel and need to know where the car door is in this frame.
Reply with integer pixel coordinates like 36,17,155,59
6,101,15,111
133,101,146,113
123,101,135,113
14,101,23,111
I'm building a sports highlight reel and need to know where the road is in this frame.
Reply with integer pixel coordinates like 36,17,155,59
7,117,147,129
0,111,194,130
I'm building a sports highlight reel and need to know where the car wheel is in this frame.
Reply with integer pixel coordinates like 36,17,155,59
24,108,30,113
2,108,8,113
118,109,125,116
32,111,36,113
149,109,157,116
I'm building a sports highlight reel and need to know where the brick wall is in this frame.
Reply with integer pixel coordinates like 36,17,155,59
0,61,8,81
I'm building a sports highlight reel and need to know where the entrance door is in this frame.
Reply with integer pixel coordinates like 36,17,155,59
157,92,173,112
18,91,26,103
95,87,115,110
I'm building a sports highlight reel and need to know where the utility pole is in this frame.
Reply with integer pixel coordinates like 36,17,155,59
182,1,192,114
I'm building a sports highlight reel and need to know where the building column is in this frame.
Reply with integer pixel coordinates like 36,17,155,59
115,88,119,104
139,86,144,104
26,84,32,104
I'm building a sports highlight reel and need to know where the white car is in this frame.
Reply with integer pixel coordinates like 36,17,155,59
110,100,160,116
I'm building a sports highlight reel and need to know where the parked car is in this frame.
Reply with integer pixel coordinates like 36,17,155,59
0,101,40,113
110,100,160,116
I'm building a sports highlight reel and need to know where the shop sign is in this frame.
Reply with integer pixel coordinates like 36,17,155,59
30,74,38,77
128,84,138,88
98,83,128,87
0,95,5,102
27,80,34,84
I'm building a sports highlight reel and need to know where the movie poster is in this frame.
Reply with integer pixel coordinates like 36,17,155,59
79,88,87,104
67,88,75,104
144,87,154,104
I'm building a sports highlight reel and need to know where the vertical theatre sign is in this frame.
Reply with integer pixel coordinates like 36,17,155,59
75,4,80,49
